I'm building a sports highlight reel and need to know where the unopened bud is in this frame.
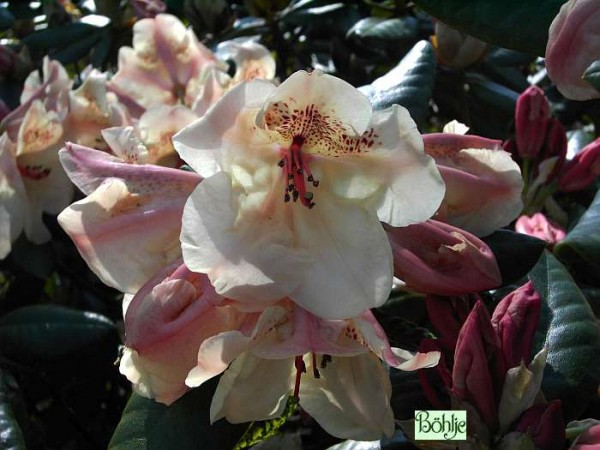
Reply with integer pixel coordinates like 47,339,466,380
515,86,551,159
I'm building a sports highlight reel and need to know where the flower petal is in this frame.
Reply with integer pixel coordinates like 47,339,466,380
210,353,293,423
181,171,307,303
300,353,394,440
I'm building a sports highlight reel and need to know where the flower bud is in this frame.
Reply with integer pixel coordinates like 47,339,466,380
558,138,600,192
452,301,505,429
513,400,565,450
515,86,551,159
572,423,600,449
491,282,541,369
546,0,600,100
515,213,566,246
542,118,568,180
386,220,501,296
418,339,452,409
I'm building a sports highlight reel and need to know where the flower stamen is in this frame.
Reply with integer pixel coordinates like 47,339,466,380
278,135,319,209
293,355,306,398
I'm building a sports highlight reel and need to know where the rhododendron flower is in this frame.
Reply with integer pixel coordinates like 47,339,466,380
512,401,565,450
1,57,70,140
559,137,600,192
65,70,131,149
423,125,523,236
546,0,600,101
433,21,488,69
188,300,439,440
108,14,219,112
174,70,445,319
120,261,246,404
0,98,73,256
515,213,566,245
57,143,201,293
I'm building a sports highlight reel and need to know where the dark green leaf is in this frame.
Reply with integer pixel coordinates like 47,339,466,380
279,2,347,27
359,40,435,128
234,397,298,449
91,31,112,69
22,23,98,51
482,230,547,285
346,17,419,43
51,31,103,65
583,60,600,94
555,188,600,284
529,252,600,420
0,305,118,363
9,235,56,279
0,6,14,32
6,2,40,20
0,371,26,450
390,370,431,420
109,379,245,450
412,0,566,56
465,72,519,113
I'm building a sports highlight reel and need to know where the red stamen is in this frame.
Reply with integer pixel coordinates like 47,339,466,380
312,353,320,379
278,135,319,209
293,355,306,398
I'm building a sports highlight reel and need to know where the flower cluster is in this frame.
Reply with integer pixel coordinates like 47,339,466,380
2,12,527,443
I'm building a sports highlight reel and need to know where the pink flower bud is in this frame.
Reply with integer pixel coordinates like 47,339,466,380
546,0,600,100
559,138,600,192
386,220,501,296
572,423,600,449
515,213,566,246
542,118,567,180
515,86,551,159
491,282,542,369
452,301,505,429
513,401,565,450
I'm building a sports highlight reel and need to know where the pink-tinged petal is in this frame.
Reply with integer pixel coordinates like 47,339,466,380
435,149,523,236
434,21,488,69
559,137,600,192
190,66,230,116
2,58,70,141
216,39,276,84
300,353,395,440
546,0,600,101
515,213,565,245
386,220,501,295
122,262,244,405
174,79,277,178
491,282,542,369
424,133,502,155
0,134,27,257
318,105,445,227
59,142,200,195
513,400,565,450
16,100,63,156
186,306,283,387
58,146,200,293
515,86,551,159
210,353,293,423
181,171,307,304
138,105,198,167
452,301,504,429
101,127,149,164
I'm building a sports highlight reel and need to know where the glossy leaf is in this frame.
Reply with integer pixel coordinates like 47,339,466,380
346,17,419,43
482,230,547,285
109,379,245,450
583,60,600,95
0,6,14,32
22,23,98,51
412,0,565,56
554,188,600,284
529,252,600,420
0,305,118,363
359,40,435,128
0,371,25,450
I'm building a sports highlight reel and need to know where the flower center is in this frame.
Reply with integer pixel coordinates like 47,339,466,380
18,164,51,180
277,135,320,209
